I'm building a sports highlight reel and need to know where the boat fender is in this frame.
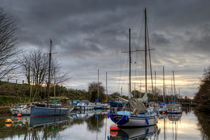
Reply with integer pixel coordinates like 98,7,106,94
145,118,149,125
108,113,110,118
17,117,21,120
122,116,124,120
110,125,119,131
111,113,113,119
5,119,12,124
17,113,22,117
5,123,12,127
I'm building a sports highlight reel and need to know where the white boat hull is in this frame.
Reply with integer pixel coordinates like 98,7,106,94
10,105,31,116
167,103,182,114
122,116,157,127
110,114,157,127
75,105,95,110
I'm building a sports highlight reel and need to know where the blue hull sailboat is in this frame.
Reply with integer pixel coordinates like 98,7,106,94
30,40,71,117
110,9,157,127
30,105,70,117
110,97,157,127
110,111,157,127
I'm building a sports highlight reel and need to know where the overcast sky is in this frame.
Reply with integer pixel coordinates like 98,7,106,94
1,0,210,97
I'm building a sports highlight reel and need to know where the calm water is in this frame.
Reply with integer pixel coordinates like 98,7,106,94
0,108,209,140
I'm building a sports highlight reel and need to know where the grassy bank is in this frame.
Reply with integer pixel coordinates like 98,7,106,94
0,96,31,106
0,106,11,114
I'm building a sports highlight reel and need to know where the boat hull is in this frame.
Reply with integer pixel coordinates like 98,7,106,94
110,114,157,127
30,106,69,117
109,101,123,108
75,105,95,110
167,103,182,114
167,108,182,114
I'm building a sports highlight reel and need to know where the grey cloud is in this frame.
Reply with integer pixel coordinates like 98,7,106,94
1,0,210,97
151,32,170,46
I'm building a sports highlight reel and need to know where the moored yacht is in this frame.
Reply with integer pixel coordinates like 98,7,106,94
110,9,158,127
30,40,72,117
30,102,72,117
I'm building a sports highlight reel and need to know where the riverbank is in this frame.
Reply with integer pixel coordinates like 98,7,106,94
0,106,11,115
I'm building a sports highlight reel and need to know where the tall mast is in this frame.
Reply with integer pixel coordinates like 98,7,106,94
154,71,156,94
171,77,173,95
129,28,132,95
173,71,176,99
54,67,56,97
106,72,108,95
164,118,166,140
163,66,165,102
147,25,153,95
98,69,99,102
47,39,52,107
144,8,148,95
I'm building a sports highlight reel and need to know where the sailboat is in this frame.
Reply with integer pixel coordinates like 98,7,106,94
167,71,182,114
94,70,110,110
109,9,157,127
30,40,71,117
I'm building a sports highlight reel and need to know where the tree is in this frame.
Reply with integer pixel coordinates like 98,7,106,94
88,82,105,102
109,92,121,100
0,9,17,79
19,48,71,99
131,90,144,98
86,114,105,132
19,49,48,99
194,67,210,112
51,60,71,97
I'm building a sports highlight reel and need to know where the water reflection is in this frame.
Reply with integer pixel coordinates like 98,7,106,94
86,113,105,132
194,110,210,140
30,116,71,128
168,114,182,122
108,125,159,140
0,109,210,140
182,106,193,114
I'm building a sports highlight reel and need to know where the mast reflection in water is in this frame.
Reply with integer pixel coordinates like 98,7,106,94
0,109,210,140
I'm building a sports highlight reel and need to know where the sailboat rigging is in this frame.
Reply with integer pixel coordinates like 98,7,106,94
167,71,182,114
109,8,157,127
30,40,71,117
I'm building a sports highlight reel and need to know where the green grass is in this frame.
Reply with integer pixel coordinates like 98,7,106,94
0,96,31,106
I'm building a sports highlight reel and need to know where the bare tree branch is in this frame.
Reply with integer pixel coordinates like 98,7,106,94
0,8,18,80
